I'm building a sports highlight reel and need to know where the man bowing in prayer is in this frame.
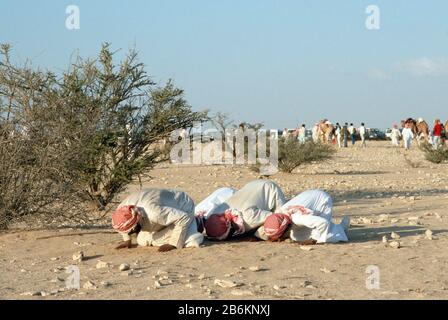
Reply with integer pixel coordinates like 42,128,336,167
112,188,203,252
203,180,286,241
263,189,350,245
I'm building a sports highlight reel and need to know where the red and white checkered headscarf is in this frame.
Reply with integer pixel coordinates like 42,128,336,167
204,209,245,240
264,213,292,241
112,205,142,234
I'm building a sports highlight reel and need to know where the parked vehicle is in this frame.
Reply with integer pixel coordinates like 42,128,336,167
367,128,387,140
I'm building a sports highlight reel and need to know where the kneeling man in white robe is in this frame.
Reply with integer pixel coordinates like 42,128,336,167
263,190,350,244
112,188,203,252
201,180,286,240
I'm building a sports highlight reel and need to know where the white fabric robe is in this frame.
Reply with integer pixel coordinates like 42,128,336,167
118,189,203,248
282,190,348,243
402,128,414,149
195,187,236,218
391,128,401,146
208,180,287,238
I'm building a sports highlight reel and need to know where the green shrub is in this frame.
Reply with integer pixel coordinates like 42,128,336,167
278,139,335,173
421,143,448,164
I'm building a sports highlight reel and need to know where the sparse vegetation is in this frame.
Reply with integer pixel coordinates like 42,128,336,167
0,43,207,229
421,143,448,164
278,139,335,173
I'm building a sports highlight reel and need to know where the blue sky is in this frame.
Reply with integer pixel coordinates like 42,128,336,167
1,0,447,129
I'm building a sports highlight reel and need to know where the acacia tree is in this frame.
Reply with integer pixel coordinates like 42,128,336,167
0,43,207,229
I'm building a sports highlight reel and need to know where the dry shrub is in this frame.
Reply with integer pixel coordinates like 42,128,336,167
421,143,448,164
278,139,335,173
0,43,207,229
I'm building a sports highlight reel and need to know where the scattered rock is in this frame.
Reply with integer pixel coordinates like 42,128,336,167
121,270,133,276
305,285,317,289
83,281,97,290
198,274,206,280
320,268,334,274
118,263,130,271
231,289,254,296
72,251,84,262
214,279,239,288
425,229,433,240
382,236,388,243
389,241,401,249
300,281,312,287
390,218,399,224
40,291,49,297
154,280,162,289
300,246,313,251
20,291,41,296
96,261,110,269
248,266,262,272
50,257,59,261
391,232,401,240
100,281,111,288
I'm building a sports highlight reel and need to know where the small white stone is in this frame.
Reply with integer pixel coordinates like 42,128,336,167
154,280,162,289
214,279,238,288
320,268,333,274
425,229,433,240
231,289,254,296
198,274,206,280
83,281,97,290
72,251,84,262
382,236,388,243
96,261,110,269
389,241,401,249
248,266,261,272
20,291,41,296
118,263,130,271
300,246,313,251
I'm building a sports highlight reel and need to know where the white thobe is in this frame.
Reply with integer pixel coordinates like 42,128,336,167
402,128,414,149
210,180,287,238
195,187,236,218
391,128,401,146
281,190,348,243
118,189,203,248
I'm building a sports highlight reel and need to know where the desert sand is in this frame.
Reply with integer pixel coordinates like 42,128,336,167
1,141,448,300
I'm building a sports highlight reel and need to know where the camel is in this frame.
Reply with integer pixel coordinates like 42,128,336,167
401,118,429,146
317,119,335,144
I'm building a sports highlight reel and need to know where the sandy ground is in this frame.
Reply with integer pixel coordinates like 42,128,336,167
1,141,448,300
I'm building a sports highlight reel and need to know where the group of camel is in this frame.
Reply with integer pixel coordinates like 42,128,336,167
317,118,448,146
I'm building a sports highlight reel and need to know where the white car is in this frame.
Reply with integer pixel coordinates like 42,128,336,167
385,129,393,140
